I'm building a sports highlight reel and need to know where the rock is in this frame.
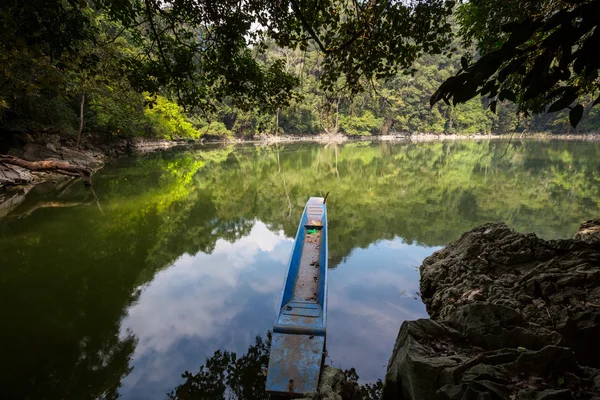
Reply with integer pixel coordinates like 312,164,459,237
384,323,595,400
20,142,61,161
0,186,32,218
534,389,572,400
0,163,34,186
383,319,466,400
507,346,576,377
419,222,600,368
47,134,61,148
450,303,562,351
130,137,192,153
383,220,600,400
59,147,104,169
297,366,361,400
574,219,600,244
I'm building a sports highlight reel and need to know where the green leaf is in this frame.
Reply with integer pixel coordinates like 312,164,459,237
499,89,516,102
460,56,469,71
569,104,584,128
430,90,442,107
592,95,600,108
548,92,578,113
479,81,495,96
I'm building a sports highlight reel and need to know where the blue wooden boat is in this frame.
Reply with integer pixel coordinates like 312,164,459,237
266,196,328,396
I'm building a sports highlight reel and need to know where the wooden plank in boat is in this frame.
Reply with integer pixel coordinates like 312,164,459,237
266,333,325,396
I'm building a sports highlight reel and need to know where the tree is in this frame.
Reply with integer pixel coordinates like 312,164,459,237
432,0,600,128
3,0,600,138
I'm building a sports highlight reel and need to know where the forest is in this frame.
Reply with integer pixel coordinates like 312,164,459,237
2,0,600,142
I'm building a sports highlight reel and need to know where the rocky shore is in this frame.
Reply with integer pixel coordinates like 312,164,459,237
382,220,600,400
0,133,195,189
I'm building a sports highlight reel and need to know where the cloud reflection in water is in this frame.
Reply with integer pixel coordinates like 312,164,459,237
118,222,437,399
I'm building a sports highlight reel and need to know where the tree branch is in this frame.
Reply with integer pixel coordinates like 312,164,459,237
337,28,365,52
0,155,92,186
288,0,329,54
96,19,148,47
145,0,171,73
370,79,394,107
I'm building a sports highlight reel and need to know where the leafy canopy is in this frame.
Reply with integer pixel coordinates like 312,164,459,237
1,0,456,109
432,0,600,127
3,0,599,130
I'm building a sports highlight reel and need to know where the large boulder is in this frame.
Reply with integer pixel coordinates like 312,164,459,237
382,320,598,400
420,221,600,368
383,220,600,400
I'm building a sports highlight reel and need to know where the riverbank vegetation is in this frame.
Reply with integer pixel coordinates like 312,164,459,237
2,1,599,144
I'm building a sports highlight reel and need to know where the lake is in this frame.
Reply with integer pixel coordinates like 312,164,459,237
1,140,599,399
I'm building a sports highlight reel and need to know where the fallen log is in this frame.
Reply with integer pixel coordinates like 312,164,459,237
0,154,92,186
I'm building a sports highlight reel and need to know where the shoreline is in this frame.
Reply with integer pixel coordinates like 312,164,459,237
2,131,600,194
221,132,600,145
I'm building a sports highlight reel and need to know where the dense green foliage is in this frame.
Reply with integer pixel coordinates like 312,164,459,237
0,0,299,140
2,1,599,141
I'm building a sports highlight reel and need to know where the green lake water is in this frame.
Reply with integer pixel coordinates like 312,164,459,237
1,140,600,399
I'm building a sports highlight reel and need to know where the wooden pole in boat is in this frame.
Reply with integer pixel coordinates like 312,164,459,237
323,192,329,204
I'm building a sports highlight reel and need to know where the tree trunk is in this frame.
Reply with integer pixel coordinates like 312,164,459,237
76,93,85,149
276,107,280,136
335,97,340,133
0,155,92,186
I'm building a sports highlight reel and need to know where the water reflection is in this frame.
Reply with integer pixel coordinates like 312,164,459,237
166,331,382,400
168,332,274,400
117,222,428,399
327,240,434,381
119,222,291,398
1,140,600,399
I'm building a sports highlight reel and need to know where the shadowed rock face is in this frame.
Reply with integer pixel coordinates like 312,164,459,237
383,220,600,400
298,367,364,400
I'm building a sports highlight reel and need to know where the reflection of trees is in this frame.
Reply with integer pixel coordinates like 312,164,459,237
1,140,599,399
0,205,142,399
168,333,272,400
152,140,600,266
168,332,382,400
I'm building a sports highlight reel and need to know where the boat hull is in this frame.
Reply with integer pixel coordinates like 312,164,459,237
266,197,328,396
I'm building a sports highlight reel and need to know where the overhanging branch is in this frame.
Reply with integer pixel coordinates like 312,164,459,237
288,0,329,54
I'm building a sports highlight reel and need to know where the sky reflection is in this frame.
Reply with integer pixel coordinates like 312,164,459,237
119,222,292,399
118,222,436,399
